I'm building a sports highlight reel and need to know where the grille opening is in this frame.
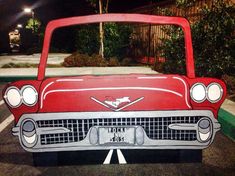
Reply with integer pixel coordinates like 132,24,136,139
38,116,201,145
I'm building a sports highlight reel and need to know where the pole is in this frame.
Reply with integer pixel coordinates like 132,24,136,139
99,0,104,58
32,11,35,33
147,1,153,65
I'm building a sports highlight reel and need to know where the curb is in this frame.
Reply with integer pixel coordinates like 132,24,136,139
218,108,235,141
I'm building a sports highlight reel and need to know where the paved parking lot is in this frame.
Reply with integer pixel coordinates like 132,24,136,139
0,82,234,176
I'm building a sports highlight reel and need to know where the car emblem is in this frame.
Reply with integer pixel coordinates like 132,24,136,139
91,96,144,112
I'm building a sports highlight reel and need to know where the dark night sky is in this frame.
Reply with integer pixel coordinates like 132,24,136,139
0,0,160,52
0,0,155,31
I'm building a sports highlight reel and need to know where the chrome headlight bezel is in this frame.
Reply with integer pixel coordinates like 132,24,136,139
190,83,207,103
206,83,223,103
4,85,38,108
197,118,212,143
21,119,38,148
21,85,38,106
4,86,22,108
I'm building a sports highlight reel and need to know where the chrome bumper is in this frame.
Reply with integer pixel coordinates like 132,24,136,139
12,110,220,152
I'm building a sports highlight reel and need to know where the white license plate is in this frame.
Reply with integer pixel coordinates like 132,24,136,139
99,127,135,145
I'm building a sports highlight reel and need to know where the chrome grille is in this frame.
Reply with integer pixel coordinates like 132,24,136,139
37,116,201,145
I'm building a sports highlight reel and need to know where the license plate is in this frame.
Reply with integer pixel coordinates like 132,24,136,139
99,127,135,145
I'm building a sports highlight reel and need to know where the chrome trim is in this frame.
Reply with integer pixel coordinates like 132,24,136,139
168,123,197,130
13,110,220,152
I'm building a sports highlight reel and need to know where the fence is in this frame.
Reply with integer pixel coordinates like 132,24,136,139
129,0,220,63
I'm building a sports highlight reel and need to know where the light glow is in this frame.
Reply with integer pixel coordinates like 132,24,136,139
23,8,32,13
17,24,23,28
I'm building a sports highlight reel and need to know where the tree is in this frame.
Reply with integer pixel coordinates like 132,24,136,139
86,0,111,58
157,0,235,78
25,18,41,33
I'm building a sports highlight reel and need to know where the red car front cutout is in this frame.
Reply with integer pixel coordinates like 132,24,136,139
3,14,226,154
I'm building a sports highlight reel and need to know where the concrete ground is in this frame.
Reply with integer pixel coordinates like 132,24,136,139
0,82,234,176
0,66,158,78
0,53,70,67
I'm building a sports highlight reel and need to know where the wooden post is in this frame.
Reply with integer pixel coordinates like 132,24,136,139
99,0,104,58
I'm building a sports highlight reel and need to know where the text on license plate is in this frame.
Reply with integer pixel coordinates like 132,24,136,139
99,127,135,144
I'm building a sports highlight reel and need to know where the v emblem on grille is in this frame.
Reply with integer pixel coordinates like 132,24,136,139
91,96,144,112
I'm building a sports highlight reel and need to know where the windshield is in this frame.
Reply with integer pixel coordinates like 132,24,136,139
38,14,195,80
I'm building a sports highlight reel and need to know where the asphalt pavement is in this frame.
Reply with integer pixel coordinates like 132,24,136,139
0,82,234,176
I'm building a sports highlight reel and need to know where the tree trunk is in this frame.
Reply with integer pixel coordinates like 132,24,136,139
99,0,104,58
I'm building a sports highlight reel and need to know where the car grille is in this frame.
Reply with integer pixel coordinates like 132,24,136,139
37,116,201,145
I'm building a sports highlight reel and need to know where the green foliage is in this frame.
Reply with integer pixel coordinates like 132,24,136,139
104,23,132,59
75,25,100,55
193,0,235,77
158,27,186,75
158,0,235,78
25,18,41,33
75,23,132,59
176,0,196,9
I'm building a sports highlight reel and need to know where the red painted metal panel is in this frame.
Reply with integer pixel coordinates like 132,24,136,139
38,74,191,113
2,80,41,122
185,77,227,118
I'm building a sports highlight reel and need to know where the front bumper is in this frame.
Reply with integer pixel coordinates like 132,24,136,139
12,110,221,152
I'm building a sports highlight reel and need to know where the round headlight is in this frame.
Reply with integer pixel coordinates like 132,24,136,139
190,83,206,103
21,120,37,146
22,120,35,132
197,118,211,142
198,119,210,129
4,86,22,108
207,83,223,103
22,85,38,106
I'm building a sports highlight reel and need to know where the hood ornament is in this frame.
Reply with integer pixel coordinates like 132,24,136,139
91,96,144,112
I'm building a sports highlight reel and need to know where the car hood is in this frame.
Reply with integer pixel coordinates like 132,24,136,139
38,74,192,113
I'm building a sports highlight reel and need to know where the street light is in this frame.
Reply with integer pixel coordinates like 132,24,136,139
23,7,35,33
17,24,23,28
23,8,32,13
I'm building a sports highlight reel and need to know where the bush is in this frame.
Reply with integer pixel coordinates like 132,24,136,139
63,52,124,67
75,23,133,59
156,0,235,78
222,74,235,97
108,57,120,66
75,25,100,56
104,23,133,59
120,57,134,66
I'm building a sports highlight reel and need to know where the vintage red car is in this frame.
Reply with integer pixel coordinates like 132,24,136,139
3,14,226,163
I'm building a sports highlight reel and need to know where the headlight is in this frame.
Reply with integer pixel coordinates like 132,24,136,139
22,120,37,147
22,85,38,106
207,83,223,103
190,83,206,103
197,118,211,142
4,86,22,108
